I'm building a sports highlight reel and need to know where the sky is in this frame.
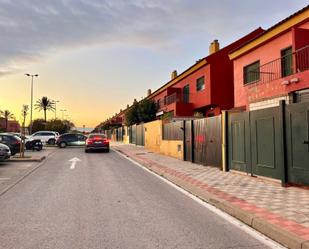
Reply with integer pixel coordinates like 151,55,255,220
0,0,308,128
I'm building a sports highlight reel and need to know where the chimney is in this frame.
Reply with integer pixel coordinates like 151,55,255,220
209,40,220,55
126,104,129,109
171,70,178,80
147,89,152,96
133,99,137,104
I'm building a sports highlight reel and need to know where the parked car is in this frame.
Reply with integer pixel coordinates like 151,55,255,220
25,139,43,151
29,131,59,145
0,133,21,156
0,143,11,161
56,133,87,148
85,134,110,153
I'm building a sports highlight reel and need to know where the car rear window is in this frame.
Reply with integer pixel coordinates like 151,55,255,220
89,134,106,139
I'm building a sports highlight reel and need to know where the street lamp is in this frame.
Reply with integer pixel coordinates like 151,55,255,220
60,109,67,120
53,100,60,119
25,73,39,134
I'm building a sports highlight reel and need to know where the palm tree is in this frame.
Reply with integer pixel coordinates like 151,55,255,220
0,110,15,131
35,97,55,122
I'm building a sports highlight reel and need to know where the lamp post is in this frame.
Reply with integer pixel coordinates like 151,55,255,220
25,73,39,135
54,100,60,119
60,109,67,120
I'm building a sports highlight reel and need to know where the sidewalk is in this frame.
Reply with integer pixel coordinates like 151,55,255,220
112,143,309,249
10,146,56,162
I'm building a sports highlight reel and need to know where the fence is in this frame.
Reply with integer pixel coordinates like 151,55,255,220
162,121,183,140
128,123,145,146
228,100,309,185
183,116,222,167
105,130,112,139
116,127,123,142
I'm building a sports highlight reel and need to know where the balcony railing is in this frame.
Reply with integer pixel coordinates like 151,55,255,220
156,93,190,109
245,45,309,84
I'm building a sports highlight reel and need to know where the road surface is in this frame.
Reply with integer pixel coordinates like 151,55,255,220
0,148,277,249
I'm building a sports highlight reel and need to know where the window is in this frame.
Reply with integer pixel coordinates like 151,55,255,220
243,61,260,84
281,47,293,77
183,85,190,103
196,77,205,91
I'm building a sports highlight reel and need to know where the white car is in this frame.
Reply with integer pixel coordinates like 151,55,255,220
29,131,59,145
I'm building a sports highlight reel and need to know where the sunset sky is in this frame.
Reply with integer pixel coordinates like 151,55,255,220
0,0,308,128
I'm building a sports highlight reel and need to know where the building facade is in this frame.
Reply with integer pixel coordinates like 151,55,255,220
229,6,309,111
147,28,264,119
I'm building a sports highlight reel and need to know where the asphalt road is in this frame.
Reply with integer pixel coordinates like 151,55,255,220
0,148,274,249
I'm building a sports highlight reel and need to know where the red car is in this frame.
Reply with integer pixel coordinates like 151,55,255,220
85,134,110,153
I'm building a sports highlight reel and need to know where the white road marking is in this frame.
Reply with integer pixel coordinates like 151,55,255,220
69,157,81,169
113,149,286,249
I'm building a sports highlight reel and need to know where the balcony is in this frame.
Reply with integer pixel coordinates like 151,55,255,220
156,92,193,116
244,45,309,84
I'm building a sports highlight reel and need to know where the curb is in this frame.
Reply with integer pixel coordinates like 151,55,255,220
114,147,309,249
10,156,46,162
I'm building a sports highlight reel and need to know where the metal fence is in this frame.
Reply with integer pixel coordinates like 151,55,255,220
105,130,112,139
228,100,309,186
129,125,136,144
116,127,123,141
162,121,183,140
245,45,309,84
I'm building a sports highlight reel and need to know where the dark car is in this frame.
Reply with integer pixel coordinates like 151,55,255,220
0,143,11,161
56,133,87,148
0,133,21,156
85,134,109,153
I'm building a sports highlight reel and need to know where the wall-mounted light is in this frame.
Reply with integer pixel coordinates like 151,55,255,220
290,78,299,83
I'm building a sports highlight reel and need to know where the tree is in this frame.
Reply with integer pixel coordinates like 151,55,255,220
46,119,75,134
31,119,46,133
125,102,140,126
20,105,29,157
35,97,55,122
31,119,75,134
137,99,157,123
125,99,157,126
21,105,29,129
0,110,15,131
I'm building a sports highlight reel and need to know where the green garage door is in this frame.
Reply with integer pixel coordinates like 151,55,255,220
250,107,283,180
286,102,309,185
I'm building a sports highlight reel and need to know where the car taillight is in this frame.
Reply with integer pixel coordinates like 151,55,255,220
86,139,93,145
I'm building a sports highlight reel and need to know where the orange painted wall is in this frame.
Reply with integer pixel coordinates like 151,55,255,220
233,21,309,109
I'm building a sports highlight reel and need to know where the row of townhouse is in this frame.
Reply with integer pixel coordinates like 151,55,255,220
98,5,309,127
97,6,309,185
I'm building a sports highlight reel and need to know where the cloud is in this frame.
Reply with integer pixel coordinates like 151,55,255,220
0,0,307,75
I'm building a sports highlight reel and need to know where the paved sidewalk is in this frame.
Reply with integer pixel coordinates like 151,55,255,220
112,143,309,249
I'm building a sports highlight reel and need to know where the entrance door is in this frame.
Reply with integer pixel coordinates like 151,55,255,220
184,120,192,162
205,116,222,167
286,102,309,185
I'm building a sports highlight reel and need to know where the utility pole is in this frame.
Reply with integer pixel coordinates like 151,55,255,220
60,109,67,120
25,73,39,134
54,100,60,119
